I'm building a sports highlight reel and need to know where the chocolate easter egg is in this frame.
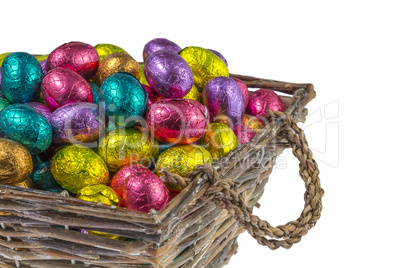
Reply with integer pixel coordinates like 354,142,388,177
242,114,264,133
207,49,228,66
25,102,52,122
234,124,256,144
89,82,100,105
77,184,119,206
198,123,238,160
98,52,141,84
232,77,249,108
247,88,285,116
94,43,127,62
31,161,63,193
46,41,99,80
0,97,11,112
143,38,181,61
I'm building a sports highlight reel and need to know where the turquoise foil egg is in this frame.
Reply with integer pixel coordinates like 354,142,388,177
100,72,147,127
31,161,64,193
1,52,42,103
89,82,100,105
0,104,52,154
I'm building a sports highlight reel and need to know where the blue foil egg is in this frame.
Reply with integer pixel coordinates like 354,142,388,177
89,82,100,105
31,161,64,193
1,52,42,103
0,104,52,154
100,72,147,127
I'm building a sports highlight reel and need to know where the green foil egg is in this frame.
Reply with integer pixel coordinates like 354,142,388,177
0,97,11,112
51,144,109,194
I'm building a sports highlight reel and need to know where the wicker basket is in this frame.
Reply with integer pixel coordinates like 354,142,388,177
0,74,324,268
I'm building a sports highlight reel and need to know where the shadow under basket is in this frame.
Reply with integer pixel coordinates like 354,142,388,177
0,74,324,268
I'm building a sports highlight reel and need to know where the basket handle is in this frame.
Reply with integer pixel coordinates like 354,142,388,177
201,111,323,250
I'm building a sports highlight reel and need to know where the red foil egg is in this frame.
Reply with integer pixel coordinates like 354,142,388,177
123,171,169,213
41,68,93,111
234,124,256,144
147,99,210,144
247,88,285,116
45,41,100,80
232,77,249,108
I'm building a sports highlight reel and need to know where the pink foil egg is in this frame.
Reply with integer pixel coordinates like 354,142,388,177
247,88,285,116
110,164,151,205
147,98,210,144
123,170,170,213
143,84,163,108
25,102,52,122
45,41,100,80
41,68,93,111
232,77,249,108
234,124,256,144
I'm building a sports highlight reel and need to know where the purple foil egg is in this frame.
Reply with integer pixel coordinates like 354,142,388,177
207,49,228,66
247,88,285,116
143,38,181,61
144,50,194,99
50,102,105,145
45,41,100,80
232,77,249,108
202,76,245,129
41,68,93,111
147,98,210,144
25,102,52,122
40,58,47,75
234,124,256,144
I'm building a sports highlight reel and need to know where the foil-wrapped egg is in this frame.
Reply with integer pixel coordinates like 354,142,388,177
198,123,239,160
39,58,47,76
182,84,201,102
50,102,105,146
203,76,245,129
144,49,194,98
179,46,229,90
51,144,109,194
207,49,228,66
232,77,249,108
0,97,11,112
98,128,159,173
0,104,52,154
94,43,127,62
34,55,48,62
0,52,12,67
0,138,33,185
89,82,100,105
41,68,93,111
124,171,169,213
31,161,64,193
242,114,264,133
147,99,209,144
46,41,100,80
100,72,147,127
25,102,52,122
234,124,256,144
98,52,141,84
156,144,212,178
77,184,119,206
139,65,149,86
143,84,163,108
247,88,285,116
143,38,181,61
1,52,42,103
0,68,3,97
14,177,34,188
110,164,153,205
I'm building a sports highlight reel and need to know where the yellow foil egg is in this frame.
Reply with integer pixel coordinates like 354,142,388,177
98,52,141,84
51,145,109,194
197,123,239,160
34,54,48,62
0,52,12,67
179,46,229,90
139,64,149,86
94,44,127,62
0,138,33,185
156,144,212,178
242,114,264,133
98,128,159,173
182,84,201,102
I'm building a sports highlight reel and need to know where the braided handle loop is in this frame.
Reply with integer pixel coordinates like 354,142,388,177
161,110,324,250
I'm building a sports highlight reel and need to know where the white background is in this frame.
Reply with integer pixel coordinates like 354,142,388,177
1,0,401,267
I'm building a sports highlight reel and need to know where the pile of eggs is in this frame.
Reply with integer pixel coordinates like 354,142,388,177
0,39,285,224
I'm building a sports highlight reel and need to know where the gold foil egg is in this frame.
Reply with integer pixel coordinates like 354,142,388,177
156,144,212,178
98,128,159,173
94,44,127,62
197,123,239,160
98,52,141,84
0,138,33,185
14,177,34,188
77,184,120,206
182,84,201,102
179,46,229,90
242,114,264,133
51,144,109,194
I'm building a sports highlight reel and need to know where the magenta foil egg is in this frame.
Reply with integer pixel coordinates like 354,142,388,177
41,68,93,111
45,41,100,80
234,124,256,144
123,171,169,213
143,38,181,61
247,88,285,116
147,99,209,144
144,49,194,99
202,76,245,129
143,84,163,108
232,77,249,108
50,102,104,145
25,102,52,122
